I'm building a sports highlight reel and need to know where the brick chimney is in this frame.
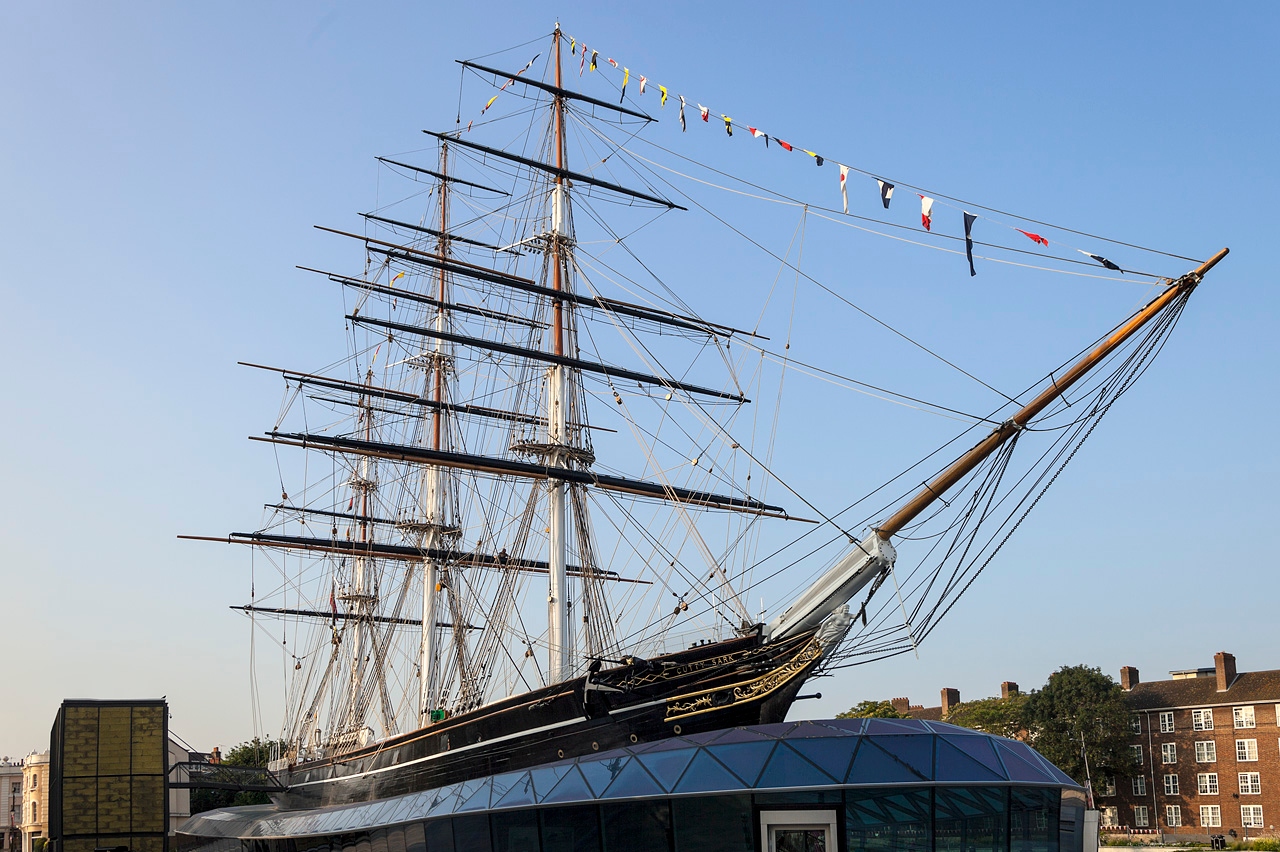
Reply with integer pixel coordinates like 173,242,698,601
1001,681,1019,700
1120,666,1140,691
1215,652,1237,692
890,697,910,714
941,687,960,718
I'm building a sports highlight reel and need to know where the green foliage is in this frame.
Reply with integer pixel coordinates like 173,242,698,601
1241,841,1280,852
190,737,287,815
944,692,1029,739
1023,664,1133,786
836,700,910,719
32,839,47,852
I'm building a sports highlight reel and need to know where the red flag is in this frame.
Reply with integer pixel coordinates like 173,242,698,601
839,164,849,214
1017,229,1048,247
698,104,710,122
330,584,338,620
775,139,793,152
919,195,935,231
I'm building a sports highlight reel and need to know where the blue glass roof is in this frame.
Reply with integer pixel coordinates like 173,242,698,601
181,719,1079,839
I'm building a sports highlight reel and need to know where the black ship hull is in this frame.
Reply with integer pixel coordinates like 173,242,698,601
277,629,823,808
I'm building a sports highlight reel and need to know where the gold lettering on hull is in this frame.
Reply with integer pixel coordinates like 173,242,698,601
663,638,822,722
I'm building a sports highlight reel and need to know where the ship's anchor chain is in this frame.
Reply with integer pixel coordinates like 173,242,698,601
854,567,891,628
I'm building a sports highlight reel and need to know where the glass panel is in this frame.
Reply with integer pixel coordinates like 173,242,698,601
845,787,931,852
862,718,923,734
672,794,753,852
635,748,697,792
993,743,1056,783
386,828,407,852
787,737,856,783
1011,788,1059,852
493,772,538,809
602,800,671,852
540,804,601,852
405,823,426,852
492,810,540,852
600,758,664,798
425,818,455,852
934,738,1005,783
579,756,631,798
935,787,1008,852
755,791,843,806
787,721,849,739
530,765,576,801
458,778,495,812
757,742,839,787
672,749,748,795
868,735,934,779
707,741,776,786
939,734,1007,778
706,727,776,745
371,828,390,852
541,766,596,805
453,814,492,852
846,740,929,784
773,828,828,852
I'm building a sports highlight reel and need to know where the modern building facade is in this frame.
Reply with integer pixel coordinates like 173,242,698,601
1097,652,1280,841
179,719,1087,852
19,751,49,852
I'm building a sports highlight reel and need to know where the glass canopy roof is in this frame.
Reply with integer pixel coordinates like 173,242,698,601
181,719,1080,839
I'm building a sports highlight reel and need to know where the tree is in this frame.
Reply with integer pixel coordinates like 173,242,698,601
837,700,910,719
190,737,287,815
944,693,1029,740
1023,665,1133,786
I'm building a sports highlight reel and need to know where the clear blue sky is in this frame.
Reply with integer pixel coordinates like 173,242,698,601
2,1,1276,759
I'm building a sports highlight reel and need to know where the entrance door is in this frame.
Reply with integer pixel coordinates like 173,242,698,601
759,809,839,852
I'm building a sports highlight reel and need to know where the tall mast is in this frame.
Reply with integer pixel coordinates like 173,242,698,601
546,24,572,684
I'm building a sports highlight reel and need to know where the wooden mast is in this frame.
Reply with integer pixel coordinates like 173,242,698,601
876,248,1229,540
547,23,572,685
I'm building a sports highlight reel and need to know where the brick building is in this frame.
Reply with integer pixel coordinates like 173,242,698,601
1097,651,1280,841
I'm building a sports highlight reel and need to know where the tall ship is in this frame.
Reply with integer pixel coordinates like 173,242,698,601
185,25,1226,810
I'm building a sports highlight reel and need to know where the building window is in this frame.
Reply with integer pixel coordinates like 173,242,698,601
1130,716,1142,734
1200,806,1221,828
1163,774,1180,795
1237,739,1258,761
1235,706,1256,728
1241,806,1264,828
1165,805,1181,828
1099,776,1116,797
1193,709,1214,730
1134,806,1149,828
1162,743,1177,764
1133,776,1147,796
32,802,37,822
1131,745,1143,764
1239,772,1261,794
1198,773,1219,795
1101,807,1119,828
1160,712,1175,733
1195,741,1217,762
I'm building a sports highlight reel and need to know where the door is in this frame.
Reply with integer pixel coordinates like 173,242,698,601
759,809,839,852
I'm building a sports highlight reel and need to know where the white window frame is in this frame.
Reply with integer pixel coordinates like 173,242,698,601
1099,776,1116,797
1241,805,1264,828
1195,740,1217,762
1198,772,1219,795
1165,805,1181,828
1130,715,1142,734
1162,742,1177,764
1200,805,1221,828
1237,739,1258,761
1160,711,1175,733
1133,776,1147,796
1235,706,1256,728
1134,805,1149,828
1193,708,1214,730
760,809,839,852
1101,806,1119,828
1164,774,1179,795
1239,772,1261,795
1131,744,1143,763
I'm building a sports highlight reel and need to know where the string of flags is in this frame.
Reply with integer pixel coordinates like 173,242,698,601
465,36,1130,279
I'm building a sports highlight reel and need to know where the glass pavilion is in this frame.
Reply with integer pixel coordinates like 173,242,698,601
178,719,1086,852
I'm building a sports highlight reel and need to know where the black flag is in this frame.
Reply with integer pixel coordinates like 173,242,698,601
877,179,895,209
964,212,978,277
1079,250,1122,272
